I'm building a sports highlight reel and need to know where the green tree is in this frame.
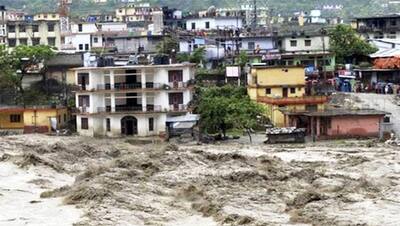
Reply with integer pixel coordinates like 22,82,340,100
189,47,206,64
156,37,179,55
329,24,378,64
196,85,264,142
0,45,54,105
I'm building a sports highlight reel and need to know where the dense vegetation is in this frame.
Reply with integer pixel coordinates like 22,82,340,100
0,0,399,19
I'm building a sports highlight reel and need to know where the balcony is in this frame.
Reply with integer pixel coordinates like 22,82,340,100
167,82,189,89
97,105,162,114
257,96,328,105
76,82,192,92
97,83,162,91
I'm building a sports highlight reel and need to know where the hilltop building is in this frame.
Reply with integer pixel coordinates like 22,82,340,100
7,12,62,49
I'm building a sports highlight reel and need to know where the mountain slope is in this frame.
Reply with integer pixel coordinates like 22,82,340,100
0,0,396,19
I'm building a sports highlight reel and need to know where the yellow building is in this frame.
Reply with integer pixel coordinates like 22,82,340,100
0,107,68,133
248,65,327,127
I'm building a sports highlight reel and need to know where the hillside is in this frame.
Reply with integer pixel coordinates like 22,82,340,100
0,0,397,19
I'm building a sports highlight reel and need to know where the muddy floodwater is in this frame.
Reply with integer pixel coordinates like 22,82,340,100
1,135,400,226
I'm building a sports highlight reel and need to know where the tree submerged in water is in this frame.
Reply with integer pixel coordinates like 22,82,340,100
196,85,264,143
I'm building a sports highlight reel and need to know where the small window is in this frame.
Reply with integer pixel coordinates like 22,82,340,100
191,22,195,30
149,118,154,132
290,87,296,94
106,118,111,132
48,37,56,46
8,39,16,47
265,88,271,95
78,24,83,32
205,21,210,29
305,39,311,46
79,44,83,50
8,25,15,32
32,38,40,45
19,25,26,32
248,42,255,50
32,25,39,32
19,38,27,45
81,118,88,130
64,114,67,122
93,37,98,43
290,40,297,47
48,23,55,32
384,116,391,123
85,44,89,50
10,114,21,123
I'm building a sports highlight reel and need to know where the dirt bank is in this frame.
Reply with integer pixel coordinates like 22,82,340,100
1,135,400,225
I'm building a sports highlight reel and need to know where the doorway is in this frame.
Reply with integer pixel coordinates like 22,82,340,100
282,88,288,98
121,116,138,135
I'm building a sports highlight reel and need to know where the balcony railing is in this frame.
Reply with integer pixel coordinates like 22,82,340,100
97,105,162,113
167,82,188,89
168,104,188,112
257,96,327,105
90,83,162,91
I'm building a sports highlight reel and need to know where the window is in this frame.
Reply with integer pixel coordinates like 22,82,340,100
93,37,98,43
48,37,56,46
79,44,83,50
8,25,15,32
64,114,67,122
78,95,90,107
306,105,318,112
8,39,16,47
47,23,55,32
290,87,296,94
205,21,210,29
19,25,26,32
191,22,195,30
248,42,255,50
149,118,154,132
81,118,88,130
10,114,21,123
32,25,39,32
19,38,27,45
265,88,271,95
168,70,183,82
305,39,311,47
388,32,396,39
290,40,297,47
78,24,83,32
106,118,111,132
85,44,89,50
32,38,40,45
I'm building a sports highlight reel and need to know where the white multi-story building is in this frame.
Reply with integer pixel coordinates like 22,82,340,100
62,21,128,52
0,6,6,44
73,63,196,137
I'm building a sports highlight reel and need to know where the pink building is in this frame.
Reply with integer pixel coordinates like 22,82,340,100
284,109,389,140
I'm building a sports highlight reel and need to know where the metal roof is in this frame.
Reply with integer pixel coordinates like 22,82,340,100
370,49,400,58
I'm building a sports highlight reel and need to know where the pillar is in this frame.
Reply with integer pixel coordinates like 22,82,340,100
110,70,115,89
111,93,116,113
142,93,147,112
141,70,146,88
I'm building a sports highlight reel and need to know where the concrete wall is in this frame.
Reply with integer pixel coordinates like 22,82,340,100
254,67,305,87
328,116,382,137
186,17,243,30
0,111,24,129
282,36,330,52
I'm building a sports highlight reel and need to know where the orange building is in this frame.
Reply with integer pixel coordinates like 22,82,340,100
0,106,68,134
